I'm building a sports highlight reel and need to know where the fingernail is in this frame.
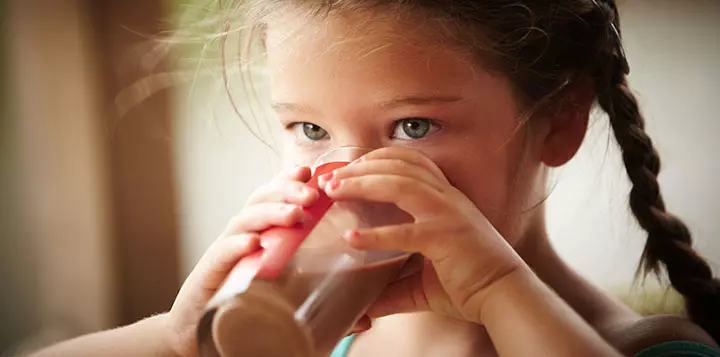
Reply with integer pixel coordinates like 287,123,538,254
326,179,342,191
284,204,299,212
343,230,360,241
318,172,334,184
296,186,311,198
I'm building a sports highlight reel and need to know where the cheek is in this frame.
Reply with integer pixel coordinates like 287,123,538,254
281,144,329,168
434,136,540,244
439,157,513,227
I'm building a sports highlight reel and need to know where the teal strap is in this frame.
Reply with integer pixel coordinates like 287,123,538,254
332,337,719,357
330,335,358,357
634,341,720,357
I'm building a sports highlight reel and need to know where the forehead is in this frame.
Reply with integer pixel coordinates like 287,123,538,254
264,9,484,101
265,7,450,59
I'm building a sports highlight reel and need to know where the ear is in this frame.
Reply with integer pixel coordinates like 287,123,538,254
540,83,594,167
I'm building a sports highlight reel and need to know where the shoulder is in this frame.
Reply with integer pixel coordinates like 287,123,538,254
611,315,718,356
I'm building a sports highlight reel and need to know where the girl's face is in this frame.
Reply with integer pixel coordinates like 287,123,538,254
265,9,551,243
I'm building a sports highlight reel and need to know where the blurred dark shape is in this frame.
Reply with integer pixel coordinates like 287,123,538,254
2,0,181,354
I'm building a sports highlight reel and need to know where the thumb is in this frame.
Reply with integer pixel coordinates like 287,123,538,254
192,234,261,293
367,263,458,319
170,234,261,329
366,273,429,318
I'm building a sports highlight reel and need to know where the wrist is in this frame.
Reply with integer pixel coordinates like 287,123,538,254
153,313,186,357
476,266,537,323
474,265,621,356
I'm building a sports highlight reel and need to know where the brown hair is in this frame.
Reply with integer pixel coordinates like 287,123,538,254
205,0,720,340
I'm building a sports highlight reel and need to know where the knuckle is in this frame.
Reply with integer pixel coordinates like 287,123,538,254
369,147,441,178
424,225,456,261
226,213,246,231
245,184,271,205
203,239,230,267
247,180,297,205
392,176,414,195
279,211,299,226
274,166,300,180
367,229,382,245
280,180,301,195
368,146,394,158
228,203,276,231
449,220,471,237
401,224,416,241
387,160,413,174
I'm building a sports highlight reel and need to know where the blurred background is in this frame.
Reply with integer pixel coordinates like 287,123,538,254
0,0,718,355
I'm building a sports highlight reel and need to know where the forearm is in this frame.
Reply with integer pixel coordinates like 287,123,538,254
480,269,622,357
28,313,180,357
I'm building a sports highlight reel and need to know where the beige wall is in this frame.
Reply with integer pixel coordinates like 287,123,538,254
546,0,720,285
3,0,179,354
6,0,115,351
0,0,35,352
174,1,720,287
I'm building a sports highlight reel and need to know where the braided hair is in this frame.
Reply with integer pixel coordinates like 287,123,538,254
594,0,720,341
225,0,720,340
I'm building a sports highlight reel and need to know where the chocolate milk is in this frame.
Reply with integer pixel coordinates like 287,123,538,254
198,254,407,357
197,147,415,357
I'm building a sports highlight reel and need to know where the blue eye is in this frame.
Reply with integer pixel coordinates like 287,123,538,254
392,118,440,140
292,122,328,141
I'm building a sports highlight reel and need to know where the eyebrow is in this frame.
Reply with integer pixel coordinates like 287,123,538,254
379,95,463,109
271,102,317,114
271,95,463,114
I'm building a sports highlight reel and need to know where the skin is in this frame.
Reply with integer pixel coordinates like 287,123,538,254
266,8,715,356
265,9,621,356
29,6,717,357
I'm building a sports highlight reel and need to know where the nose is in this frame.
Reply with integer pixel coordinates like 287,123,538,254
282,130,388,168
311,131,387,166
332,132,385,153
313,145,375,166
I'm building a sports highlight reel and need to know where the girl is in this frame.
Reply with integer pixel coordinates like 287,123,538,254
30,0,720,356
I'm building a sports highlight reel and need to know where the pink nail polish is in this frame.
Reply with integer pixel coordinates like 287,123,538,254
327,180,342,191
344,230,359,241
296,186,312,198
318,172,334,183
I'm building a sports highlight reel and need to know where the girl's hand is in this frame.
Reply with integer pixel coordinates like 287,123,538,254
165,166,319,357
320,147,527,324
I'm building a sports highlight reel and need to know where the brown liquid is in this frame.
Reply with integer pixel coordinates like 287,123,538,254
198,255,407,357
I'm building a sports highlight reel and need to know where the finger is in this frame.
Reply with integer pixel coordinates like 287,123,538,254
349,220,520,317
396,253,425,281
358,147,448,184
273,165,312,182
324,175,446,219
366,273,429,318
245,180,319,207
344,221,453,262
319,159,446,193
225,203,307,235
193,234,261,292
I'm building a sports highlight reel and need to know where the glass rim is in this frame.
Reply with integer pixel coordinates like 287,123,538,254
312,146,374,166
